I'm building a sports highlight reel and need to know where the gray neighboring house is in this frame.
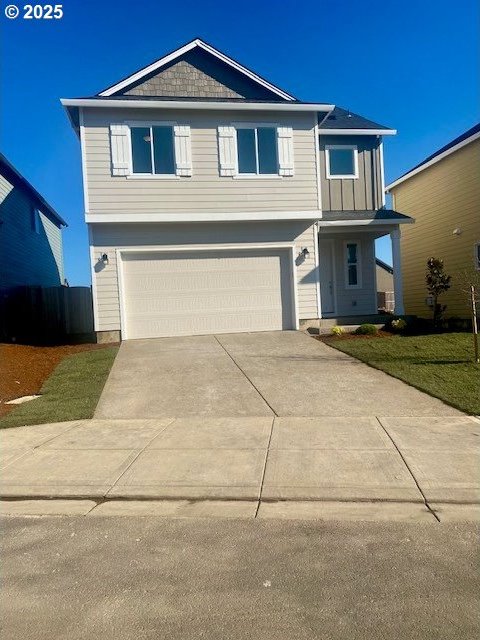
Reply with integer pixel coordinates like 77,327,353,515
62,38,412,342
375,258,394,313
0,153,67,288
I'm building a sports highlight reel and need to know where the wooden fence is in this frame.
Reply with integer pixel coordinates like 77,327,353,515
0,286,94,344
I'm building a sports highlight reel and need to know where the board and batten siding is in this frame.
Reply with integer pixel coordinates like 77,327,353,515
82,108,319,214
319,135,383,211
391,138,480,318
0,173,64,288
90,221,319,332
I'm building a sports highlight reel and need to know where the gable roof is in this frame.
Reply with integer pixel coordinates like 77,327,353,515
319,106,396,134
0,153,67,227
386,122,480,190
375,258,394,274
98,38,296,102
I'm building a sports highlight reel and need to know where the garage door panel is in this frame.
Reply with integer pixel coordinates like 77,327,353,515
121,249,293,339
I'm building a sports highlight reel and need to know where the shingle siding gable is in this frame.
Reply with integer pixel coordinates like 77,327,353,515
121,49,284,100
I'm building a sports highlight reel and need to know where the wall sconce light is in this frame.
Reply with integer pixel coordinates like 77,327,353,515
300,247,310,259
453,228,463,236
100,253,109,265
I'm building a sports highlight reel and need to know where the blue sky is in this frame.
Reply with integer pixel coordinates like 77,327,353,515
2,0,478,285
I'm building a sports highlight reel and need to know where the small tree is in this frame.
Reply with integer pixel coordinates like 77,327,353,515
457,267,480,363
425,257,451,327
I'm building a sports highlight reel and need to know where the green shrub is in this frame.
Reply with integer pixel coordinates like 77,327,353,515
354,323,378,335
331,326,345,336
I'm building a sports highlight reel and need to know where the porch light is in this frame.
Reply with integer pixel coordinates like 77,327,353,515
143,135,151,142
301,247,310,259
100,253,109,265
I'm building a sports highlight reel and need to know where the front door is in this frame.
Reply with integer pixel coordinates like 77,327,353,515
319,239,335,315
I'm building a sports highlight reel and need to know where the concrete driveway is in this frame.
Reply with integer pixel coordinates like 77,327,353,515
94,331,462,418
2,331,478,519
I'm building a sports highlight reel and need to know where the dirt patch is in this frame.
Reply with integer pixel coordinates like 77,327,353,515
0,342,115,416
316,330,394,343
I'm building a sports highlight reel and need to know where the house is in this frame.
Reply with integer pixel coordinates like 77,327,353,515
0,153,67,289
386,124,480,318
62,38,412,342
375,258,394,313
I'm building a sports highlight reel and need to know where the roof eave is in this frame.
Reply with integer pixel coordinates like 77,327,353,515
60,98,334,112
386,129,480,191
319,128,396,136
97,38,297,102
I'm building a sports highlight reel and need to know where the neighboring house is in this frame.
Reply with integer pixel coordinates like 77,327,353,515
376,258,394,313
0,153,67,288
62,38,412,342
387,124,480,318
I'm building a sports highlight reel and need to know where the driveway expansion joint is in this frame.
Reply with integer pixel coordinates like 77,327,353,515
213,335,277,416
375,416,441,522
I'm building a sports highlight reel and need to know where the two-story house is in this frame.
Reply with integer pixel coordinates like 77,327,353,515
0,153,67,289
387,123,480,319
62,38,412,342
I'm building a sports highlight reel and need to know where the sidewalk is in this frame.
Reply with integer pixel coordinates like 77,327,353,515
1,415,479,521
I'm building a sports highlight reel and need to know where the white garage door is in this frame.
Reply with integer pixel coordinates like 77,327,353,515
121,249,294,339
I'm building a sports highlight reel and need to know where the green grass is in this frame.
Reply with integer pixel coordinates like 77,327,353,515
0,346,119,429
324,332,480,415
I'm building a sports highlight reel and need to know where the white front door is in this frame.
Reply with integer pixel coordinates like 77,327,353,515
319,239,335,315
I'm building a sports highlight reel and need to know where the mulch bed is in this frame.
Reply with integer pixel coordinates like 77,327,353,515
0,342,113,416
316,330,394,343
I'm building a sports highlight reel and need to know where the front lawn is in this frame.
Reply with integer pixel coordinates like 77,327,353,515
323,332,479,415
0,346,118,429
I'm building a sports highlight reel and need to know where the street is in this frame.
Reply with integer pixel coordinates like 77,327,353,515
2,515,478,639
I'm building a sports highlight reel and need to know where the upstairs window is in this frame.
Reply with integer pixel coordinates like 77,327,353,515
130,125,175,175
345,241,361,288
326,145,358,179
236,126,278,175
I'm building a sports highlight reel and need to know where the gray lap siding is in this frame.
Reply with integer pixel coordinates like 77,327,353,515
90,221,319,332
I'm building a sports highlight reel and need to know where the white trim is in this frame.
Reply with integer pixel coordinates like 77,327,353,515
85,210,323,223
313,115,322,212
325,145,359,180
88,225,100,332
390,227,405,314
344,240,362,289
61,98,334,112
320,128,396,136
379,140,386,207
386,130,480,191
313,221,322,318
98,38,296,101
79,108,90,213
318,218,414,227
115,242,299,339
372,242,379,314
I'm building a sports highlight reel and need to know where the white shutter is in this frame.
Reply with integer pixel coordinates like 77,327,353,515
217,126,237,176
109,124,130,176
277,127,294,176
174,125,192,176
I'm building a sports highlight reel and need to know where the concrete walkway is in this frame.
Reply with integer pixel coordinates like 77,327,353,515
94,332,463,418
1,415,479,520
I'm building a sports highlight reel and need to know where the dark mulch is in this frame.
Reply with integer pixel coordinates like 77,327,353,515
316,330,394,343
0,342,114,416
